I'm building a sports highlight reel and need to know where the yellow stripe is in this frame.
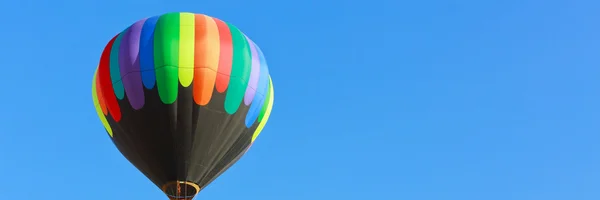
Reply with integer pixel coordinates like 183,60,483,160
252,78,274,142
92,69,113,137
178,12,195,87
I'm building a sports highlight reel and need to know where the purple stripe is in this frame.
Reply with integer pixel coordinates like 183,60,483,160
119,19,146,110
244,37,260,105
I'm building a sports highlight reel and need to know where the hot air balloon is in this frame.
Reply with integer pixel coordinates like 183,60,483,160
91,12,274,200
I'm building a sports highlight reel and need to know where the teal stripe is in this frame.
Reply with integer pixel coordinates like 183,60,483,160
224,23,252,114
110,30,126,99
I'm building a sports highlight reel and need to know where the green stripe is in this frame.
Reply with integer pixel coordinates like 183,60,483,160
224,23,252,114
153,13,180,104
110,30,125,99
258,78,272,122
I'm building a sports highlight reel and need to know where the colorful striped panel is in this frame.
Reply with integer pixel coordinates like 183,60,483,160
92,12,273,129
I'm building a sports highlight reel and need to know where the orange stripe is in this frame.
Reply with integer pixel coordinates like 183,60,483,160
193,14,220,105
95,71,108,114
213,17,233,93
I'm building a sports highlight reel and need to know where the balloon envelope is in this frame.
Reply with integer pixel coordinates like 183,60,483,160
91,12,274,199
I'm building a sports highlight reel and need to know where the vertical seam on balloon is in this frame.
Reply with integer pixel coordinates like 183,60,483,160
213,17,232,93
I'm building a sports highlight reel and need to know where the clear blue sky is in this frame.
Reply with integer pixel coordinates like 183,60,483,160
1,0,600,199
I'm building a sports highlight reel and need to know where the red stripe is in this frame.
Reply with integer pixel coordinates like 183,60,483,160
98,35,122,122
213,18,232,93
96,72,108,115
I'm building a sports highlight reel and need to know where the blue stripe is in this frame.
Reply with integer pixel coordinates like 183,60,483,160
139,16,159,89
245,43,270,127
